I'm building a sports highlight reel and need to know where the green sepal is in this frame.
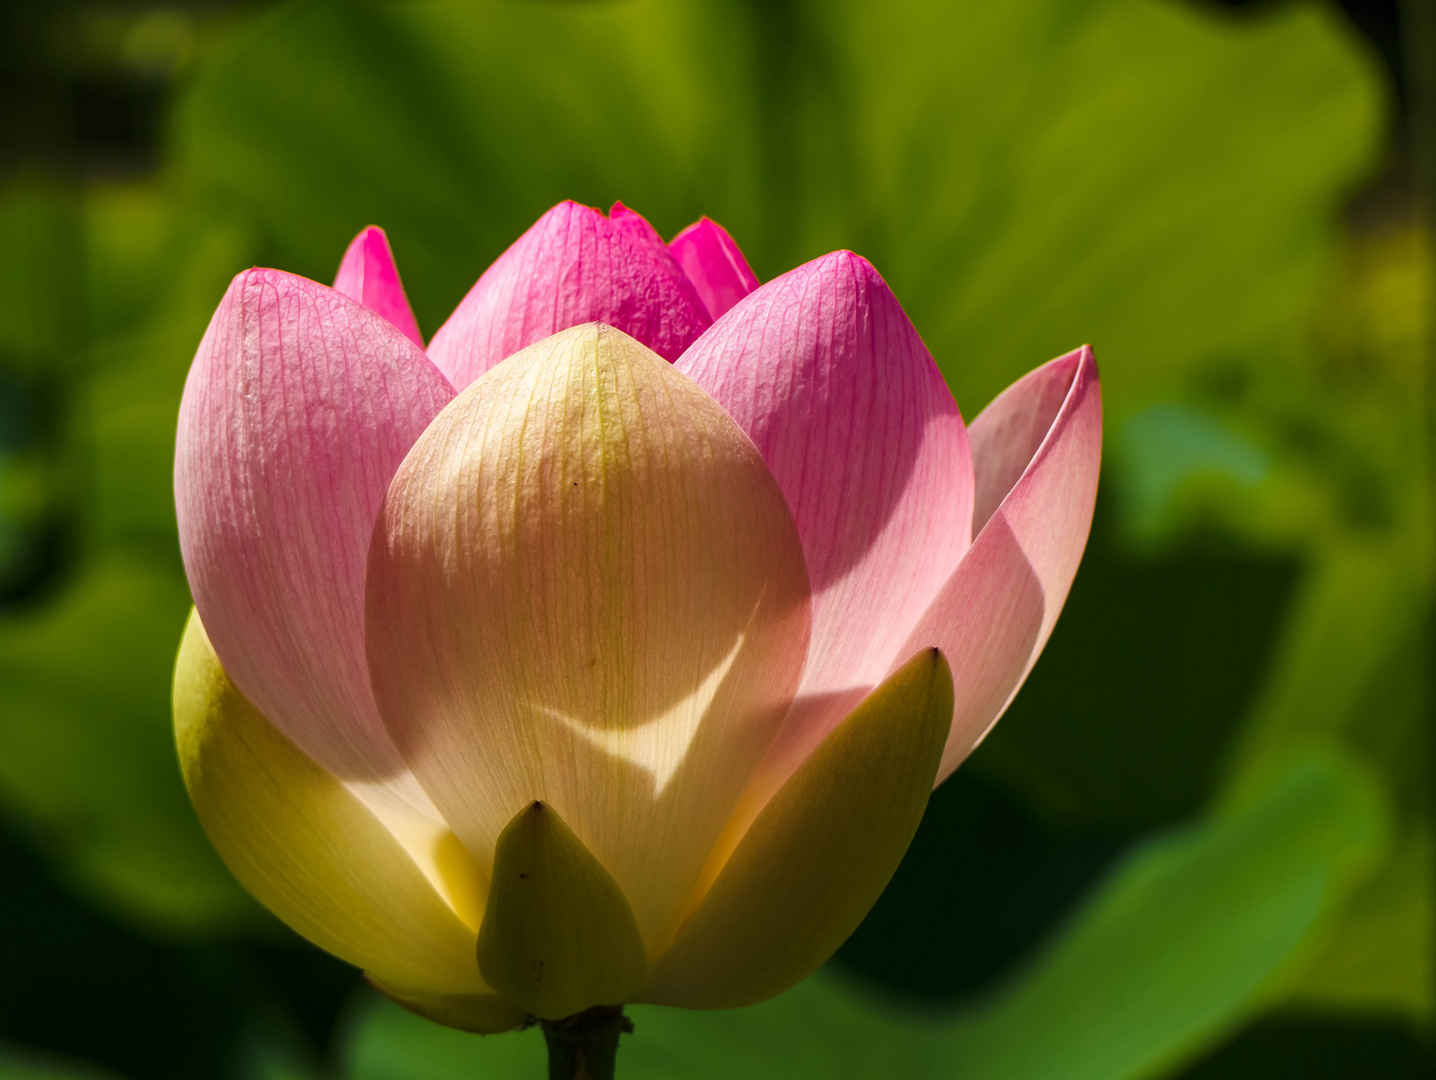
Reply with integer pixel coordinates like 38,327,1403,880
477,801,648,1019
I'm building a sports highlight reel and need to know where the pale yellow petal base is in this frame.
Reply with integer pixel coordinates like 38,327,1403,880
369,979,529,1034
173,611,503,1000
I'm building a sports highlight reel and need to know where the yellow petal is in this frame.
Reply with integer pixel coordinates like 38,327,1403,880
367,323,811,951
173,610,492,997
478,802,648,1019
642,648,953,1008
368,980,529,1034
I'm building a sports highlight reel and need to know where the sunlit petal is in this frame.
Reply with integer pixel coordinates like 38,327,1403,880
367,323,811,952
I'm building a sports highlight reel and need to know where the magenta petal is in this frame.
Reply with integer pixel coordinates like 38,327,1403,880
426,201,711,390
175,268,455,792
896,346,1102,782
677,251,975,792
332,226,426,349
668,216,760,320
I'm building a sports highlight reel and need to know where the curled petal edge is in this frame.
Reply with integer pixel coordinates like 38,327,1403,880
894,345,1101,783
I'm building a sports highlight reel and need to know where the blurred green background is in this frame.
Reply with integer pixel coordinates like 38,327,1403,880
0,0,1430,1076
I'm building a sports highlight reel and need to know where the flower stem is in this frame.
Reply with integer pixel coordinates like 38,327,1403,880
540,1006,633,1080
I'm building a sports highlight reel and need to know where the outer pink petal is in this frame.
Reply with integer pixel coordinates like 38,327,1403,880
668,216,760,320
333,226,426,349
896,345,1102,782
175,267,455,798
677,250,974,799
426,201,711,390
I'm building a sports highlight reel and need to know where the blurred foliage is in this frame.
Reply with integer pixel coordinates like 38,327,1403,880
0,0,1430,1077
340,755,1381,1079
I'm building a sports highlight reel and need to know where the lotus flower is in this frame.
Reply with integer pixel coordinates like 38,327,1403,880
172,202,1100,1039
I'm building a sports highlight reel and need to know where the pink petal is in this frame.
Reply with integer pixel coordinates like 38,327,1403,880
668,216,760,320
676,251,974,797
895,346,1102,782
426,201,711,391
366,324,811,952
332,226,426,349
175,268,455,804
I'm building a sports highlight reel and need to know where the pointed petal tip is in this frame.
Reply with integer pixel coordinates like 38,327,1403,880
667,215,761,320
676,243,970,794
809,247,875,277
427,200,708,387
478,800,648,1018
331,224,425,348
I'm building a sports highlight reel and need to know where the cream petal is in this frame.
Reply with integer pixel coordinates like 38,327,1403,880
366,323,812,952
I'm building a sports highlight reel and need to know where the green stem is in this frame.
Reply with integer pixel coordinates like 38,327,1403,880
540,1006,633,1080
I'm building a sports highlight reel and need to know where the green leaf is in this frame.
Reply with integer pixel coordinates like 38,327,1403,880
84,206,256,549
0,556,255,931
175,0,1380,422
0,182,83,375
341,754,1381,1079
1285,823,1433,1020
1220,537,1432,1023
0,1043,125,1080
931,754,1384,1080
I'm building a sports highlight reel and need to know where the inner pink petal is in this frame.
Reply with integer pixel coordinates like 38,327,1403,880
426,201,711,390
332,225,426,349
668,216,761,320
